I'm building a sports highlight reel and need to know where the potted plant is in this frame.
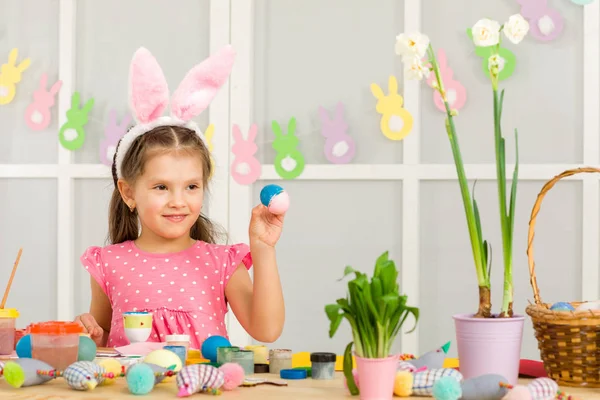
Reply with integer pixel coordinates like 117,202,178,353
325,251,419,399
394,15,530,384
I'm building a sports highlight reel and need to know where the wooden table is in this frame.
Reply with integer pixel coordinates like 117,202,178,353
1,372,600,399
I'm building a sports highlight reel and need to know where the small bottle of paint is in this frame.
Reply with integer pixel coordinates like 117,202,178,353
231,349,255,375
269,349,292,374
164,345,187,366
310,352,336,380
216,346,240,364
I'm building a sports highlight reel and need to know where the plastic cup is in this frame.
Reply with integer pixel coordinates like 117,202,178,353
0,308,19,355
123,311,152,343
29,321,84,370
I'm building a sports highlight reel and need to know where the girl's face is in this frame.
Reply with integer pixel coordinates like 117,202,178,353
130,151,205,242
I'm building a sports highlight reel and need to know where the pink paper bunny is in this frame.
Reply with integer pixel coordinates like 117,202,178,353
318,102,356,164
24,74,62,131
100,109,131,166
517,0,564,41
231,123,262,185
426,49,466,113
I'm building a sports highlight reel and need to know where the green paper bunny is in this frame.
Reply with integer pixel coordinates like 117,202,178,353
271,117,305,179
59,92,94,151
467,28,516,81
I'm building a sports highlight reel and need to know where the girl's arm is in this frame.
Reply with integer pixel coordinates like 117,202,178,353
75,277,112,347
225,242,285,343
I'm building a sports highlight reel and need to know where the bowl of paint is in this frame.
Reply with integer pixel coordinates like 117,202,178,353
123,311,152,343
29,321,84,370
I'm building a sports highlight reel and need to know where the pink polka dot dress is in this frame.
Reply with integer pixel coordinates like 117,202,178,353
80,240,252,349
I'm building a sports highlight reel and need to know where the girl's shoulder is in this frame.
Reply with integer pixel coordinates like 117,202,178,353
194,241,253,270
81,241,136,261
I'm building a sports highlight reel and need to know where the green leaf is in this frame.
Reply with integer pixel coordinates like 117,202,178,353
325,304,344,338
509,128,519,239
498,89,505,122
343,342,359,396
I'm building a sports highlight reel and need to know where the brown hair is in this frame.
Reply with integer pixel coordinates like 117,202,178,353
108,125,223,245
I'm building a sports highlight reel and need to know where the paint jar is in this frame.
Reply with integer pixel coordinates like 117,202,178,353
216,346,240,364
245,344,268,364
231,349,254,375
269,349,292,374
166,334,190,359
29,321,84,370
310,352,336,380
164,345,187,366
0,308,18,355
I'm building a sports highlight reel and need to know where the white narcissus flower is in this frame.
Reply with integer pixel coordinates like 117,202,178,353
395,32,430,59
488,54,506,73
471,19,501,47
404,56,430,81
503,14,529,44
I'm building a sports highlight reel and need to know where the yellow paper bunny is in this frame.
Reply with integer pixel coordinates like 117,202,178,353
0,48,31,105
204,123,215,178
370,75,413,141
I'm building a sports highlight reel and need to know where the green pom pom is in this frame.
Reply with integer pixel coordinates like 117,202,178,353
126,363,156,395
3,362,25,388
432,376,462,400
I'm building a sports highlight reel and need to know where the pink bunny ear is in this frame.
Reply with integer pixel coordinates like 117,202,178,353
128,47,170,124
170,45,236,121
232,123,243,141
247,123,258,141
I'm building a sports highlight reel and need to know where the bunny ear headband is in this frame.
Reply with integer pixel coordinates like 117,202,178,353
114,45,236,179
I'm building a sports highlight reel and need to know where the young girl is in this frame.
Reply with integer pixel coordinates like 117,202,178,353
73,46,285,349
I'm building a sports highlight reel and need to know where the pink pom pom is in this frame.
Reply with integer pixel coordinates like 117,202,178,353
343,369,360,393
218,363,245,390
502,385,532,400
268,191,290,215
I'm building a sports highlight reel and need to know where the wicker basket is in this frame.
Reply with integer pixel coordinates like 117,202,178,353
526,167,600,387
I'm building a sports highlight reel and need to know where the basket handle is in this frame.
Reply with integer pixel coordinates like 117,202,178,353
527,167,600,305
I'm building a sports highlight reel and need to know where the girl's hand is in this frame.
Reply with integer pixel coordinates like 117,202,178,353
249,204,285,247
74,313,105,345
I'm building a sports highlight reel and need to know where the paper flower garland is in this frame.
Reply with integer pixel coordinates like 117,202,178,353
467,28,516,81
271,118,305,179
370,75,413,141
0,48,31,105
426,49,466,112
24,74,62,131
58,92,94,151
231,123,262,185
99,109,131,166
517,0,564,41
318,102,356,164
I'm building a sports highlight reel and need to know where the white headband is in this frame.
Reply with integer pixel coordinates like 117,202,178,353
115,46,236,179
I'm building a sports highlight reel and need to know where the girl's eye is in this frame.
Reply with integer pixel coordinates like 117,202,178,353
188,184,199,190
155,185,167,190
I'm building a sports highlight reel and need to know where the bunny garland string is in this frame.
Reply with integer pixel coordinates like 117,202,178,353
100,109,131,166
426,49,467,113
467,29,516,81
0,48,31,105
231,123,262,184
516,0,564,41
318,102,356,164
370,75,413,141
24,73,63,131
271,117,305,179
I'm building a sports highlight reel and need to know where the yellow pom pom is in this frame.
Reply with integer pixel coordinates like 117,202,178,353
96,359,122,386
393,371,413,397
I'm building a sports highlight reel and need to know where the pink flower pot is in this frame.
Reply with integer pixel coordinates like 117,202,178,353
453,313,525,385
354,353,398,400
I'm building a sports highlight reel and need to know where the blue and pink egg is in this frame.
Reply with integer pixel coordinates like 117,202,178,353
260,184,289,215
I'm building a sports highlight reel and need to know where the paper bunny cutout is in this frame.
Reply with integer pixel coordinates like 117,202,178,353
0,48,31,105
318,102,356,164
58,92,95,151
271,117,305,179
25,74,63,131
370,75,413,141
100,109,131,166
517,0,564,41
467,29,516,81
115,46,235,179
426,49,466,112
231,123,262,185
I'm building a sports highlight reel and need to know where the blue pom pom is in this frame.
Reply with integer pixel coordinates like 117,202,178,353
15,334,31,358
260,184,283,207
201,335,231,363
432,376,462,400
126,363,156,395
550,302,575,311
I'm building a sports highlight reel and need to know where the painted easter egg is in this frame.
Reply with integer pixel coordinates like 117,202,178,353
144,349,183,372
550,302,575,311
77,335,97,361
15,334,31,358
260,184,289,215
201,335,231,363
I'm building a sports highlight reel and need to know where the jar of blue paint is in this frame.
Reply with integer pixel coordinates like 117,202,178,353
310,352,336,380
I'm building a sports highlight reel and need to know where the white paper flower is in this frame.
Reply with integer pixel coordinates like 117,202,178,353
503,14,529,44
404,56,430,81
471,19,501,47
395,32,430,59
488,54,506,73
